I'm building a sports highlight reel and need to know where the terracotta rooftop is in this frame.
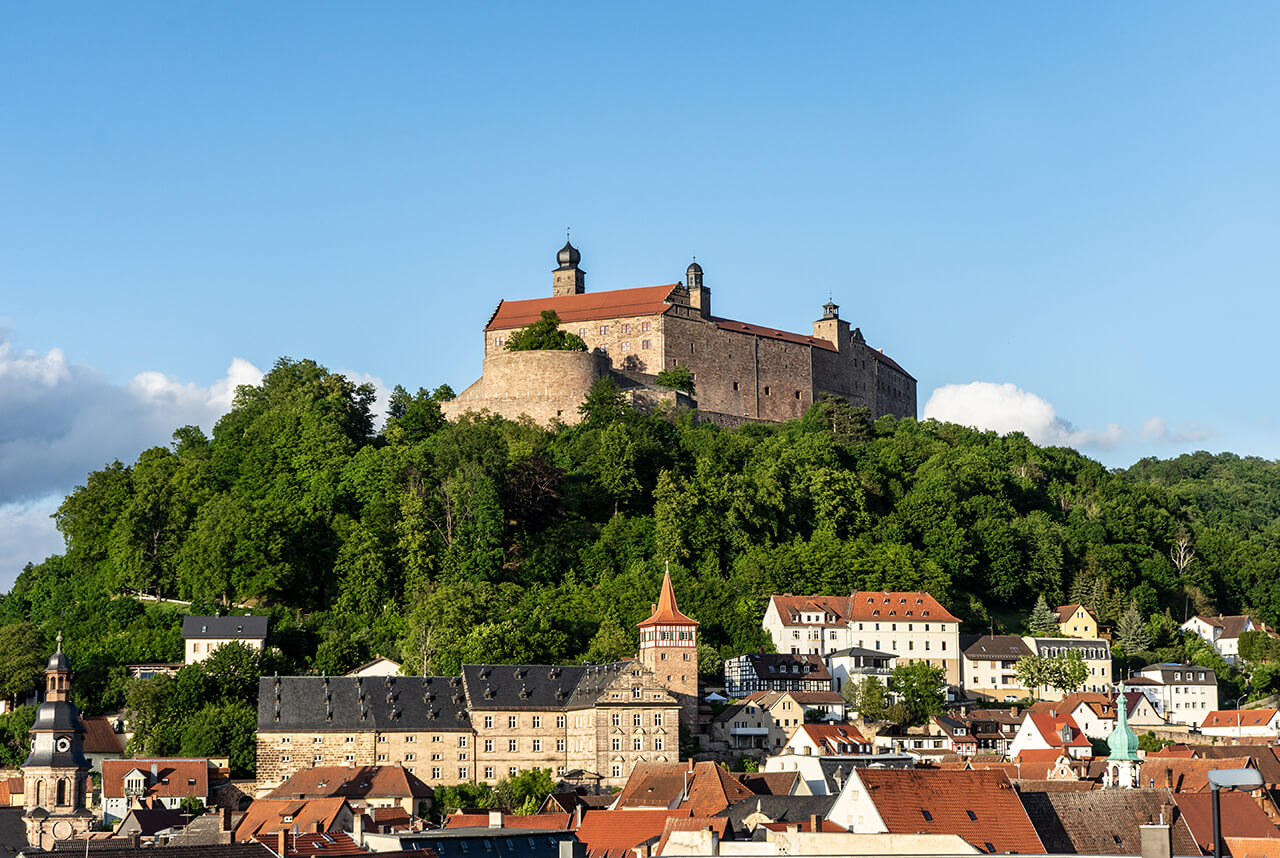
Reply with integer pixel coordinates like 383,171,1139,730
856,769,1045,854
614,762,692,809
759,818,847,833
1175,791,1280,852
485,284,679,332
654,815,730,854
573,808,691,858
1202,709,1279,729
682,761,758,816
846,591,959,623
235,797,349,842
1024,713,1092,750
269,765,433,801
1052,604,1097,624
788,722,869,754
102,758,210,799
769,595,854,625
1184,744,1280,784
709,317,836,353
637,570,696,628
1227,837,1280,858
1143,756,1251,792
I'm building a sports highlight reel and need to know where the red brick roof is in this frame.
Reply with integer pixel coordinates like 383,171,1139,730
444,813,572,830
1174,791,1280,852
789,723,869,754
654,815,730,854
709,317,836,352
102,758,210,799
1024,713,1092,750
1227,837,1280,858
254,831,367,856
573,808,691,858
1202,709,1280,729
769,595,854,625
270,765,432,801
236,797,349,842
1145,757,1251,792
614,762,692,809
485,285,678,332
846,592,959,623
856,769,1045,854
637,570,696,628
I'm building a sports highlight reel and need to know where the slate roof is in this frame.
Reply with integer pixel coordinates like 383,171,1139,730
182,615,269,640
460,662,651,712
258,675,472,731
1018,788,1200,855
713,795,836,839
964,635,1035,660
117,805,189,836
1139,663,1218,685
730,653,831,682
732,771,800,796
268,765,433,801
1175,791,1280,851
856,769,1045,854
374,830,569,858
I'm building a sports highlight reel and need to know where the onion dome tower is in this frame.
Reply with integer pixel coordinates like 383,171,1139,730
686,260,710,317
1105,688,1141,789
638,569,699,730
22,632,93,848
552,236,586,296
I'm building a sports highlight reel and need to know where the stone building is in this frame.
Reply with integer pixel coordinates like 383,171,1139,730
257,572,695,794
443,242,915,426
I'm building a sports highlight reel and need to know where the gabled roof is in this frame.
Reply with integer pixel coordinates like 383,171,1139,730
614,762,692,810
1174,791,1280,851
713,795,837,839
1052,604,1097,624
1202,709,1280,729
117,805,188,836
102,758,210,799
732,771,800,796
963,635,1034,660
856,769,1045,854
80,715,127,754
1019,788,1200,855
1185,744,1280,785
788,723,869,754
1023,713,1092,749
269,765,433,800
683,762,758,816
769,595,852,625
182,615,268,640
759,818,847,833
573,808,691,858
1145,757,1251,792
637,570,696,628
728,653,831,682
252,831,366,856
485,284,679,332
235,797,349,842
846,592,960,623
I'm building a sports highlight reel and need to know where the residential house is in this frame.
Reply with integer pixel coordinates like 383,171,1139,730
345,657,402,678
722,653,831,698
1021,637,1112,699
1007,713,1093,761
101,758,213,825
1054,604,1100,639
1200,708,1280,739
963,708,1023,757
1173,791,1280,854
234,796,354,843
827,769,1045,853
824,647,894,696
80,715,128,771
763,595,856,657
711,691,841,752
960,636,1034,702
267,765,432,815
1030,692,1165,740
182,615,268,665
611,760,758,817
1134,663,1220,725
762,752,914,796
1182,614,1272,664
782,723,872,757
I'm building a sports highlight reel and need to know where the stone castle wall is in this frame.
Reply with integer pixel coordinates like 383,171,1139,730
442,350,612,425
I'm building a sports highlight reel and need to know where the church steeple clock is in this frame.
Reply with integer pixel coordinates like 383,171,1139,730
22,632,93,849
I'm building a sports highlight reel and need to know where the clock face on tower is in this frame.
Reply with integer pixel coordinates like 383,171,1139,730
54,736,71,753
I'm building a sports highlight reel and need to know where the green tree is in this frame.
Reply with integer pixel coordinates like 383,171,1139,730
1027,595,1060,637
493,768,556,813
584,615,633,664
887,661,945,725
590,424,642,516
1045,649,1090,696
654,365,695,396
505,311,587,352
0,623,46,702
1117,603,1152,654
179,795,206,816
578,376,629,427
434,782,494,818
1014,655,1051,700
842,675,887,720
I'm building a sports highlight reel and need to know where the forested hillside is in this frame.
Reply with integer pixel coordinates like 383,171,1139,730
3,357,1280,721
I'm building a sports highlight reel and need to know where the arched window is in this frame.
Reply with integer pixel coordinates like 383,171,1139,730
56,779,66,806
35,780,44,806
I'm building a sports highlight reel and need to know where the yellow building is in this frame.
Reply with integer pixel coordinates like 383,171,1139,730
1054,604,1099,639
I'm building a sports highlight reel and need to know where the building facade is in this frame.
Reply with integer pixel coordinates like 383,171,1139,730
1132,663,1219,724
182,615,268,664
961,635,1035,701
444,243,916,427
1022,637,1112,699
722,653,831,698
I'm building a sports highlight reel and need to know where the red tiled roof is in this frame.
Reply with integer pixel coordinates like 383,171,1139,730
857,769,1045,854
1145,757,1250,792
368,806,413,831
1175,792,1280,852
235,797,349,842
102,758,210,799
683,762,757,816
1025,713,1092,749
637,570,696,628
444,813,572,830
654,816,729,854
485,284,678,332
269,765,433,800
574,809,691,858
1052,604,1097,624
1227,837,1280,858
709,317,836,352
732,771,799,796
789,723,868,754
253,831,368,856
1202,709,1280,729
846,592,959,623
770,595,853,625
614,762,691,809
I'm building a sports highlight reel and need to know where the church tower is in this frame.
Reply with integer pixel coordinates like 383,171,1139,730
686,261,711,318
552,239,586,296
22,633,93,849
637,570,699,730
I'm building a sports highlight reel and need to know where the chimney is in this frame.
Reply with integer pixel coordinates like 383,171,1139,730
353,812,365,847
1165,768,1174,790
809,814,822,832
1140,825,1172,858
277,831,287,856
150,763,159,782
314,820,324,833
1011,706,1019,717
222,804,233,832
489,809,504,829
560,840,587,858
574,804,583,829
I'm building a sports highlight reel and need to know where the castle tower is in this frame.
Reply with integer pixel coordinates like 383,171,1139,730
637,570,699,730
812,300,850,350
552,239,586,296
686,260,710,318
22,633,93,849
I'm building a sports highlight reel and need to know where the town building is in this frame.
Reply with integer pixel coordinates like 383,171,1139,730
266,765,432,815
1181,614,1276,664
711,691,834,753
1054,604,1100,639
960,635,1035,701
782,723,873,757
101,757,213,825
21,634,95,848
763,592,961,684
442,243,916,427
1200,708,1280,738
722,653,831,698
1132,663,1219,725
825,647,895,696
182,615,268,664
1021,637,1112,699
1007,712,1093,761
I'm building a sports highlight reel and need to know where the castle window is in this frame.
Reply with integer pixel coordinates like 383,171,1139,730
654,737,664,751
633,738,643,751
642,339,651,349
485,766,494,779
557,738,565,751
556,715,565,728
654,714,663,726
634,713,643,726
484,739,493,752
621,341,631,351
642,322,651,332
579,328,588,337
621,323,631,333
733,382,739,391
533,739,542,752
599,325,609,335
533,716,542,729
764,386,771,395
795,391,801,399
495,337,505,347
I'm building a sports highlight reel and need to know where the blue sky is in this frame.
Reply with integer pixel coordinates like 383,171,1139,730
2,3,1278,589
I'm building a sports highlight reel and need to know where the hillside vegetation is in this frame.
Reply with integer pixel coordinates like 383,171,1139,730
4,358,1280,720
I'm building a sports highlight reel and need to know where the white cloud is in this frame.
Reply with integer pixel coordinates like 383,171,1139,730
923,381,1125,449
0,496,65,581
1142,417,1213,444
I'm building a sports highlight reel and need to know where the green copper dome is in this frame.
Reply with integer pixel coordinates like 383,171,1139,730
1106,690,1141,761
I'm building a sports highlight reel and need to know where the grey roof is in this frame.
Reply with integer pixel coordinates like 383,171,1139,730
715,795,836,838
724,653,831,681
258,675,472,732
25,700,90,768
827,646,896,660
462,663,641,711
373,829,576,858
1139,663,1217,685
964,635,1034,660
183,615,269,640
1019,788,1200,855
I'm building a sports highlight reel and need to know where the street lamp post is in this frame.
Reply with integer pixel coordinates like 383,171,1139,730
1208,768,1264,858
1231,695,1246,741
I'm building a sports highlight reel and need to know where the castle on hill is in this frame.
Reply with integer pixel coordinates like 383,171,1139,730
442,241,916,426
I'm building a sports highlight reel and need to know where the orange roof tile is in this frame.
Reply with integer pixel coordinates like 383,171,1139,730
1227,837,1280,858
1175,792,1280,852
682,762,756,816
1202,709,1280,729
235,797,350,842
846,592,959,623
1144,757,1251,792
759,819,847,833
485,284,678,332
709,317,836,352
857,769,1045,854
637,571,696,628
269,765,432,801
1025,713,1092,749
789,723,869,754
654,816,730,854
615,762,693,809
102,758,210,799
574,809,691,858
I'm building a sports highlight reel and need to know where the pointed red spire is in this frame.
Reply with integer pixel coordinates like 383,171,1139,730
638,569,697,628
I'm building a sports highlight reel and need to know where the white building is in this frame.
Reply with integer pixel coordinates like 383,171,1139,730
1134,663,1219,725
182,615,268,664
1200,708,1280,738
1181,615,1272,664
